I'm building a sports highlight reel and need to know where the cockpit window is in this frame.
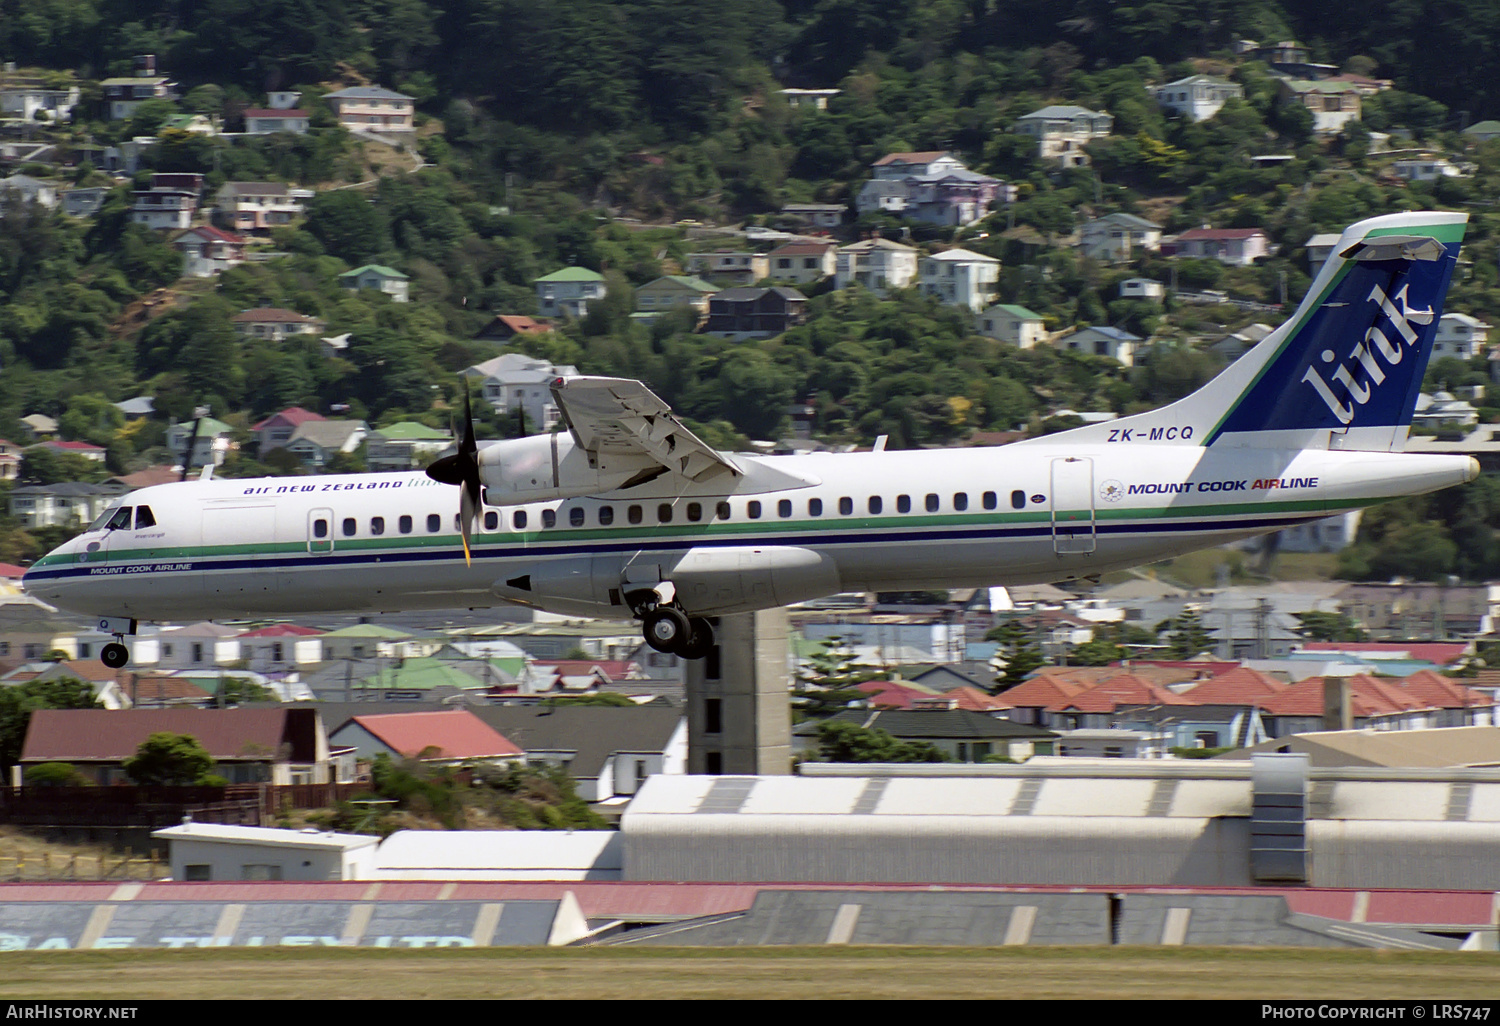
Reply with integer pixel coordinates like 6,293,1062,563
134,506,156,530
104,507,133,531
89,506,122,531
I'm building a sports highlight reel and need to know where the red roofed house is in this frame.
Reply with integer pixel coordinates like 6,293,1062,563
997,672,1090,727
174,225,247,277
1167,227,1273,266
1179,666,1288,705
474,315,553,343
37,439,107,462
238,625,326,672
1047,672,1196,730
329,710,522,767
252,407,326,453
1390,670,1495,727
19,707,333,784
854,679,941,711
766,241,838,284
1259,675,1435,737
230,307,326,341
530,659,644,694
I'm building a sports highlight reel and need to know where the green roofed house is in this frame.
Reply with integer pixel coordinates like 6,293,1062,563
535,266,606,318
165,416,237,469
366,421,453,472
350,657,491,700
1464,120,1500,143
634,275,718,324
339,264,409,302
319,624,443,661
976,303,1047,348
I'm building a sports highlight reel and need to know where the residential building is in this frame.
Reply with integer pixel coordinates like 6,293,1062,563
682,251,770,287
1153,75,1243,122
1014,105,1113,166
797,709,1057,762
151,823,378,882
100,55,175,120
870,151,968,181
1078,213,1163,261
465,352,579,431
1392,158,1464,182
858,151,1003,226
7,482,126,529
165,416,236,469
477,705,688,802
330,710,522,767
0,74,79,123
1056,325,1141,365
242,109,310,135
1463,120,1500,143
365,421,453,472
284,419,369,469
1413,391,1479,429
0,438,21,481
34,439,105,462
918,248,1000,311
766,241,838,284
238,624,326,672
1278,79,1362,134
215,181,311,234
252,407,326,453
60,187,110,218
18,414,57,441
230,307,325,341
0,174,58,209
130,172,201,230
779,88,840,110
173,225,246,277
1119,277,1165,300
318,625,446,662
266,91,302,110
835,237,918,293
1169,227,1272,266
534,266,606,317
976,304,1046,347
20,707,333,785
1433,313,1492,359
1306,233,1341,272
322,86,415,133
779,203,847,229
1207,322,1274,362
634,275,718,320
473,314,552,343
155,621,244,670
703,287,808,339
339,264,409,302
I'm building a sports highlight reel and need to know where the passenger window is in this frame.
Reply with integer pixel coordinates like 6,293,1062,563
982,492,997,510
371,517,385,535
399,515,412,534
658,503,673,523
925,493,939,512
896,495,911,513
599,506,614,526
106,507,133,531
427,514,441,532
484,511,498,530
868,496,882,514
838,497,852,515
747,501,761,519
954,493,968,511
716,502,731,520
687,502,702,522
134,506,156,529
513,510,527,530
628,505,642,525
569,507,585,527
342,518,357,537
778,499,792,518
542,509,557,529
1011,490,1026,510
809,498,822,516
313,519,329,538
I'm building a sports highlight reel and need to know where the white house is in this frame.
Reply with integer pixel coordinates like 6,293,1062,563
0,79,80,123
1057,325,1141,366
1434,313,1491,359
165,416,236,469
1392,158,1465,182
779,88,841,110
1306,233,1341,273
242,108,310,135
1278,79,1362,134
682,251,770,287
131,173,202,230
284,420,369,468
919,248,1000,311
0,174,59,209
977,304,1047,347
465,352,579,432
155,622,244,670
1119,278,1165,300
835,237,919,294
1153,75,1243,122
151,823,379,882
173,226,246,277
1014,106,1113,166
100,57,175,120
215,181,311,233
364,422,453,472
323,86,415,133
766,241,838,284
339,264,409,302
534,266,606,317
230,307,324,341
1078,213,1162,261
1170,227,1272,266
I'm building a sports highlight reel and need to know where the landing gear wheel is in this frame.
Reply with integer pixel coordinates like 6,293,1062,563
101,642,129,669
643,606,691,653
675,617,714,660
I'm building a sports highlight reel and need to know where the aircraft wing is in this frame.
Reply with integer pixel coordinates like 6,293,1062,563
550,376,742,482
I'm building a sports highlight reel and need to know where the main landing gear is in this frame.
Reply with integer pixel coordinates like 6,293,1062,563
101,639,129,669
630,587,714,660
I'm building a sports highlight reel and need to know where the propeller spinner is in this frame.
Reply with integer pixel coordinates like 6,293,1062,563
426,382,482,566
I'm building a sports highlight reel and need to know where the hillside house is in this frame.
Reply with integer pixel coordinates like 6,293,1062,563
323,86,415,133
365,422,453,472
34,440,106,462
330,710,522,767
766,241,838,284
1278,79,1362,134
1434,314,1491,359
243,109,310,135
100,56,175,120
252,407,325,453
215,181,311,233
534,266,605,317
1153,75,1243,121
977,304,1046,347
466,352,579,431
835,237,918,293
779,88,841,110
683,251,770,287
173,225,247,277
858,151,1003,226
1078,213,1163,261
1169,227,1272,266
0,75,79,123
7,481,126,529
1056,325,1141,366
1014,106,1113,166
1306,233,1341,272
165,416,236,469
1392,158,1464,182
779,203,847,228
1119,278,1165,300
130,172,202,230
919,248,1000,311
0,174,58,209
60,187,109,218
339,264,409,302
284,420,369,469
0,439,20,481
634,275,718,320
230,307,325,341
473,315,553,342
704,287,808,339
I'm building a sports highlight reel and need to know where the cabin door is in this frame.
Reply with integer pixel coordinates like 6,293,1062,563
308,507,334,554
1050,457,1096,554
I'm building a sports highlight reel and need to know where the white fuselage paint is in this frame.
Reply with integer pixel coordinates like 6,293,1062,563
22,443,1478,624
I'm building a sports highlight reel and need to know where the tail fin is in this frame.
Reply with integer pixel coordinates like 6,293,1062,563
1028,211,1467,453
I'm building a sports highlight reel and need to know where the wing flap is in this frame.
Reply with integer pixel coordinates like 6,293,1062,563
552,376,742,483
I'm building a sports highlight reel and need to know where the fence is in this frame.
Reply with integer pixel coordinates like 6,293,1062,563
0,783,367,829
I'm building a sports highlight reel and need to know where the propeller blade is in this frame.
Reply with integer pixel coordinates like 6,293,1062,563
460,477,477,568
427,376,484,567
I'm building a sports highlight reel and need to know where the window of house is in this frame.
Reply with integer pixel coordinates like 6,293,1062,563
184,865,211,881
240,864,283,881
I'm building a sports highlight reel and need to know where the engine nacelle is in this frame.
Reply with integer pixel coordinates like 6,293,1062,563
669,545,841,615
478,432,654,506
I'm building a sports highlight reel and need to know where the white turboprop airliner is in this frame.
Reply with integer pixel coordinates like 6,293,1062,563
22,211,1482,667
